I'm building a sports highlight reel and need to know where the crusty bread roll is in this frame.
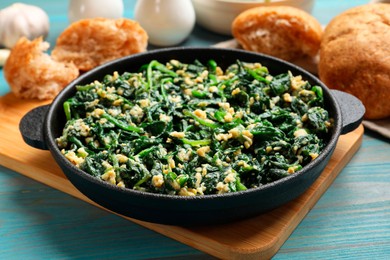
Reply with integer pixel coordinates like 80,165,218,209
4,37,79,100
232,6,323,61
318,4,390,120
52,18,148,71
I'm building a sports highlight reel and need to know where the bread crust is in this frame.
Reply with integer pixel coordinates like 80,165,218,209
51,18,148,71
232,6,323,61
318,3,390,119
4,37,79,100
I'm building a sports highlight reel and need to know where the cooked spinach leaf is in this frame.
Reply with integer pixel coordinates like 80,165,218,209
56,60,332,195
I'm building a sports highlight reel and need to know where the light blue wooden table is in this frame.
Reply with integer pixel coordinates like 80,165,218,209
1,0,389,259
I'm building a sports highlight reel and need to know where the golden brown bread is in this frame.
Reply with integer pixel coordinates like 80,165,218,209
232,6,323,61
51,18,148,71
318,3,390,120
4,37,79,100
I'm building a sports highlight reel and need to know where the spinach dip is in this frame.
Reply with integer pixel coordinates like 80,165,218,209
56,59,332,196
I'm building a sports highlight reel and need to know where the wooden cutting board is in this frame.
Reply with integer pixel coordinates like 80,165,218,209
0,93,364,259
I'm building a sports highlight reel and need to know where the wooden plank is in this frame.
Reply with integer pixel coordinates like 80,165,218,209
0,93,363,259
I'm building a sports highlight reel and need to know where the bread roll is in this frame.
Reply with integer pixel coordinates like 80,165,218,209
52,18,148,71
318,4,390,119
232,6,323,61
4,37,79,100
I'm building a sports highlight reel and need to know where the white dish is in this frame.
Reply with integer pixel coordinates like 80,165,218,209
192,0,315,35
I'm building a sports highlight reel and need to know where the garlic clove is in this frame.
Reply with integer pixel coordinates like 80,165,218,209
0,49,10,67
0,3,50,49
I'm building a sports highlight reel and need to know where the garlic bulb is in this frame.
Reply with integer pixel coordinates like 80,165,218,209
0,3,50,49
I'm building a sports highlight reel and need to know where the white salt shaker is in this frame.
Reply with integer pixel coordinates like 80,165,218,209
134,0,196,46
68,0,124,23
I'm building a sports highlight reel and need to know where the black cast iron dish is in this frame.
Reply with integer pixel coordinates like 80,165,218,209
20,48,365,226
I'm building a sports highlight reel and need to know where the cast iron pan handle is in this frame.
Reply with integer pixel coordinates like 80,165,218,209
19,105,50,150
331,90,365,135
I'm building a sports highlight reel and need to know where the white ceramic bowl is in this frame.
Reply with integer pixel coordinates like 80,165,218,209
192,0,315,35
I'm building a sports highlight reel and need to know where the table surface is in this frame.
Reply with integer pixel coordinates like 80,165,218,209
1,0,389,259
